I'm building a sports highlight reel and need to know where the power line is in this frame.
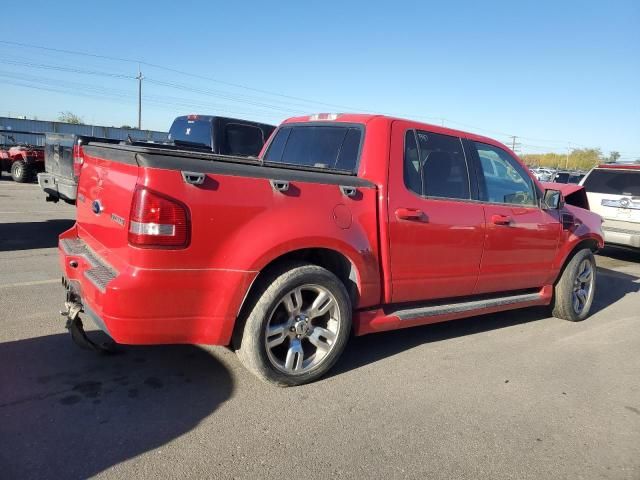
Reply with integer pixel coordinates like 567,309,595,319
0,73,288,121
0,58,135,79
0,39,376,113
1,40,637,154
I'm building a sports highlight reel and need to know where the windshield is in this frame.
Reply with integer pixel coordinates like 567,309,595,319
263,125,362,172
583,169,640,196
168,118,212,149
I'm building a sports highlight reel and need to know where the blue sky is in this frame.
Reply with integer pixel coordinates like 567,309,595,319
0,0,638,158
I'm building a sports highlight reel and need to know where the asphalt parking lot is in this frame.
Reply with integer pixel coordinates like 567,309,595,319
1,178,639,480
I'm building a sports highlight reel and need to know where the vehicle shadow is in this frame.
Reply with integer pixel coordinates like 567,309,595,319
0,174,36,183
599,246,640,263
590,266,640,315
333,266,639,378
0,219,75,251
0,333,234,479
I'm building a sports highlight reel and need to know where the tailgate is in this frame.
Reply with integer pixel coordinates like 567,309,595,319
45,133,75,178
75,145,139,257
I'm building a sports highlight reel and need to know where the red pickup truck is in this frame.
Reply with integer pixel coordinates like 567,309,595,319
59,114,603,386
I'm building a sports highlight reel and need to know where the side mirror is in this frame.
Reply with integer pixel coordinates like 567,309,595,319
542,189,564,210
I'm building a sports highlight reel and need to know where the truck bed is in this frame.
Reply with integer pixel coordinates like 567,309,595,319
84,142,371,184
60,140,381,345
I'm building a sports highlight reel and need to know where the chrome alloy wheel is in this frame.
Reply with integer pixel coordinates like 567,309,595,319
572,259,595,314
265,285,341,375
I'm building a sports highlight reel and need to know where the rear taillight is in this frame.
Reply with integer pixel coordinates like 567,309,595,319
128,187,190,248
73,144,84,178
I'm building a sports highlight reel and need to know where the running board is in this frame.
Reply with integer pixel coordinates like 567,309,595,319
391,292,543,321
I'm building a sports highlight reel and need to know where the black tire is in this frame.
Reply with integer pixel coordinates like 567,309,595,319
11,160,31,183
551,249,596,322
236,262,352,387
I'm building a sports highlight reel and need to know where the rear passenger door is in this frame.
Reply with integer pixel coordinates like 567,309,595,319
387,121,485,303
468,141,561,294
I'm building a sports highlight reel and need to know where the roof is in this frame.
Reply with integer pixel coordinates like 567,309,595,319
281,113,512,154
596,163,640,170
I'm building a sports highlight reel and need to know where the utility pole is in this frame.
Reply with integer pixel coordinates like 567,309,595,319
565,142,571,170
136,66,144,129
507,135,521,154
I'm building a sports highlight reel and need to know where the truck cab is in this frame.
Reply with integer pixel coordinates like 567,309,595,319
168,115,275,157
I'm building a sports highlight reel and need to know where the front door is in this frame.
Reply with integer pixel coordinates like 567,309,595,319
469,141,561,294
387,121,485,303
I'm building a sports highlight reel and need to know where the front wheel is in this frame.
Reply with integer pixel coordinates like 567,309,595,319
552,249,597,321
236,263,352,386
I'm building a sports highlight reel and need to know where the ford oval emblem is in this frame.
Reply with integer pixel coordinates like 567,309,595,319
91,200,103,215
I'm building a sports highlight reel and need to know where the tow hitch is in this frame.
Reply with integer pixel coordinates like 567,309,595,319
61,300,116,354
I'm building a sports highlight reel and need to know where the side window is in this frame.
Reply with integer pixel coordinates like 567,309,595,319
403,129,470,200
403,131,421,194
474,142,536,205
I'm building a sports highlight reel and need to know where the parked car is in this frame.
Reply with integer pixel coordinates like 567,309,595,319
552,171,585,184
38,115,275,205
552,171,572,183
58,113,603,386
580,163,640,249
568,172,585,184
533,168,556,182
39,134,120,204
0,143,45,182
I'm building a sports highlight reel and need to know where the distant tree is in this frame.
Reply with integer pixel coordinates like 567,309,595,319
120,125,133,129
608,151,621,162
58,111,84,124
521,148,604,171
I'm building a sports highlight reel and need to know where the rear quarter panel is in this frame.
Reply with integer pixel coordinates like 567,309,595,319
137,167,382,308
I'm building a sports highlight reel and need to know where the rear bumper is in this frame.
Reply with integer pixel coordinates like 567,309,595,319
38,173,77,203
603,226,640,249
59,230,257,345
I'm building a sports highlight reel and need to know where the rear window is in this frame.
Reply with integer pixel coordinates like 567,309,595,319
583,169,640,196
221,123,264,157
263,125,362,172
168,118,211,149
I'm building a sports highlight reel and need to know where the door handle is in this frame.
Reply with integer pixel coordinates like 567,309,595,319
395,208,426,221
491,214,513,226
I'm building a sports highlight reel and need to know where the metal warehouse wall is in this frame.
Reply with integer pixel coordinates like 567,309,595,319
0,117,168,146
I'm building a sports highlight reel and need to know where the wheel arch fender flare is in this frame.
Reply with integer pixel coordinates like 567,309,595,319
238,236,380,314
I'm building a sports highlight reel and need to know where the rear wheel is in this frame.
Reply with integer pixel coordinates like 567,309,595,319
11,160,31,183
236,263,351,386
551,249,596,321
